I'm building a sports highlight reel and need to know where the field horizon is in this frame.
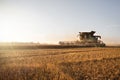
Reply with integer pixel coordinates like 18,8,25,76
0,42,120,49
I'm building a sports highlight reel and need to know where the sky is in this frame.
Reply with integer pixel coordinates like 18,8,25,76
0,0,120,44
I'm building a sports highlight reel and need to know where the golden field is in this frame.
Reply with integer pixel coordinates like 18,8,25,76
0,46,120,80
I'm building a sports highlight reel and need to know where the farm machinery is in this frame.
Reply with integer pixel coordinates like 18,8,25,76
59,31,106,47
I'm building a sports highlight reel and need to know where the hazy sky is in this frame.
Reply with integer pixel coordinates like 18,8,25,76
0,0,120,44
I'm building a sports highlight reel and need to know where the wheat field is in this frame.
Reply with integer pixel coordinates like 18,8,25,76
0,46,120,80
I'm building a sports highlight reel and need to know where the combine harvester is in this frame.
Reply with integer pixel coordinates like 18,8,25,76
59,31,105,47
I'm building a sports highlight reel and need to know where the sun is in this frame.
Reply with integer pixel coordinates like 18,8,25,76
0,26,20,42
